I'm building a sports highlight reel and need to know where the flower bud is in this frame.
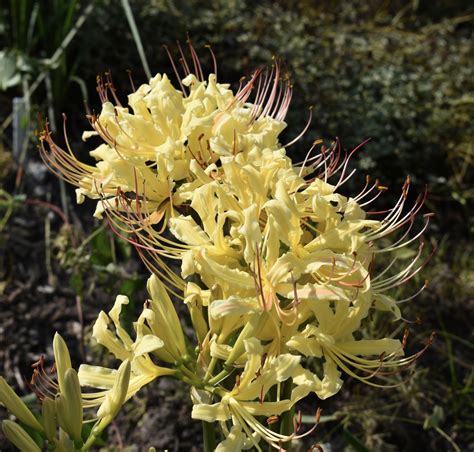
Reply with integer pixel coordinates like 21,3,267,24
0,377,44,432
2,420,41,452
94,359,131,434
184,297,208,345
54,395,69,438
55,373,83,445
147,275,187,360
63,368,83,441
41,397,57,442
53,333,72,394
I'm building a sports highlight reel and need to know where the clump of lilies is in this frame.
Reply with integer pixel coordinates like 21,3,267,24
1,42,433,451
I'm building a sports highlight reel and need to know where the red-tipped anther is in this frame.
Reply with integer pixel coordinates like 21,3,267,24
315,407,322,424
266,415,279,426
28,355,59,402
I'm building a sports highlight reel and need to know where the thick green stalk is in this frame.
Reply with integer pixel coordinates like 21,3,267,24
202,421,216,452
278,379,294,451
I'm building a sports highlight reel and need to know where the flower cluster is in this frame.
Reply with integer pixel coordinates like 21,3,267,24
1,43,431,451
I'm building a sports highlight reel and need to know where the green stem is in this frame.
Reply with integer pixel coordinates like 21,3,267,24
202,421,216,452
279,379,294,451
204,357,218,381
81,432,97,451
207,368,229,386
434,426,461,452
178,364,197,380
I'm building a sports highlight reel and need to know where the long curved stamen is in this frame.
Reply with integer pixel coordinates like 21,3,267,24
372,241,425,291
163,44,186,92
373,213,433,254
334,139,371,189
359,185,387,208
251,66,274,119
176,40,191,77
283,107,312,148
396,281,428,304
39,120,98,188
186,35,204,82
297,140,322,177
29,356,58,401
204,44,218,80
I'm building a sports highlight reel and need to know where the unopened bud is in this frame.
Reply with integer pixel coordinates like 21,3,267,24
2,420,41,452
53,333,72,394
41,397,56,442
94,360,131,434
63,368,83,441
187,301,208,345
55,395,69,439
147,275,187,359
55,378,83,446
0,377,44,432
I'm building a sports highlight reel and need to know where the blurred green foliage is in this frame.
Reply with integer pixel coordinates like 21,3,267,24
0,0,81,108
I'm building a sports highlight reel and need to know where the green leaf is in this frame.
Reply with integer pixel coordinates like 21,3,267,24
0,51,21,90
343,429,371,452
423,405,445,430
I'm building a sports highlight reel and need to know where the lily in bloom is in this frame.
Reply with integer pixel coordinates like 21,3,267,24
78,275,181,400
192,338,323,451
38,44,295,292
28,40,433,452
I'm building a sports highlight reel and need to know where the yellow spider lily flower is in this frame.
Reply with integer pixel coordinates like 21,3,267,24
94,359,131,433
285,296,422,388
193,338,322,450
30,43,434,452
79,285,178,402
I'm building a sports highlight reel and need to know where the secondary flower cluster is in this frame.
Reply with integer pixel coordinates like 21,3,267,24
1,45,431,451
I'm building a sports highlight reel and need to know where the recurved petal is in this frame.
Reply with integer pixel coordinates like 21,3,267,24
169,215,210,246
337,338,403,357
78,365,116,390
286,332,323,357
132,334,164,357
92,311,131,361
209,296,261,319
192,401,230,422
215,425,247,452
